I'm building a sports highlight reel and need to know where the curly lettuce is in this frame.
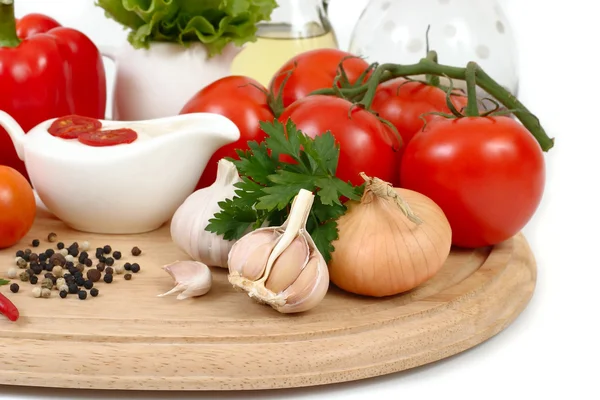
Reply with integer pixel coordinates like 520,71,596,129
95,0,278,57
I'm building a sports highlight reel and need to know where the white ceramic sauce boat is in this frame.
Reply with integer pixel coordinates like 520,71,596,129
0,111,240,235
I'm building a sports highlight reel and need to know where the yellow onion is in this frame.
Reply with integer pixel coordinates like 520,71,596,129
329,173,452,297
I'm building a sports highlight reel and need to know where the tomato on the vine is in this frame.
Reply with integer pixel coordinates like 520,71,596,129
180,76,275,190
0,166,36,249
371,78,469,146
269,49,370,109
279,95,401,187
400,116,545,248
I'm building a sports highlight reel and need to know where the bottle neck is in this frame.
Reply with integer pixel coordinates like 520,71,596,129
257,0,332,39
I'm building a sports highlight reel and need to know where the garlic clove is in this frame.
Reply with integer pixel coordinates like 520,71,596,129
228,229,280,275
242,241,276,281
279,253,329,313
264,235,310,293
158,260,212,300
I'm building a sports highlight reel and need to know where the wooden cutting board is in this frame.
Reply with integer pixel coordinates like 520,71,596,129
0,210,536,391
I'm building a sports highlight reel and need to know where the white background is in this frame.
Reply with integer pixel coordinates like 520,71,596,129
2,0,599,399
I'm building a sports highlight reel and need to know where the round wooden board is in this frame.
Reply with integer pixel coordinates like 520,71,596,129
0,210,536,391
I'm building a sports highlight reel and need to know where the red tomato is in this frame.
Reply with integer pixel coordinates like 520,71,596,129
0,167,36,249
48,115,102,139
400,116,545,248
180,76,275,190
269,49,370,109
77,128,138,147
279,95,401,187
371,78,469,146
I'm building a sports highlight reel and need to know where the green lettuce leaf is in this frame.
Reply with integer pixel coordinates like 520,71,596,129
95,0,278,57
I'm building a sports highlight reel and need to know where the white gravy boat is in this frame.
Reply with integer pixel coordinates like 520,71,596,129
0,111,240,235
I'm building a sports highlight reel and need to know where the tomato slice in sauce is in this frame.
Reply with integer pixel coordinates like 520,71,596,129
77,128,138,147
48,115,102,139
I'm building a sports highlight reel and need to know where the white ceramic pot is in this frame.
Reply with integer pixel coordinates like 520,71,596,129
102,42,242,121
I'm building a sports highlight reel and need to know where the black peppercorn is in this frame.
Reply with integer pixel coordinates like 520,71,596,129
44,248,54,257
78,251,88,261
29,253,38,262
68,283,78,294
59,290,68,299
86,269,101,283
32,239,40,247
90,288,99,297
74,270,83,278
96,263,105,272
68,247,79,257
103,245,111,254
44,263,54,272
83,280,93,290
97,255,106,263
22,253,30,262
65,261,74,269
105,267,114,275
44,272,53,279
112,251,122,260
38,253,47,262
124,262,132,271
124,273,132,281
130,263,140,273
15,250,24,258
64,273,74,282
32,265,43,275
76,277,85,287
83,258,91,267
78,290,87,300
29,275,38,285
105,257,114,266
68,267,78,276
103,274,113,284
57,242,65,250
70,242,79,249
131,246,142,256
9,283,19,293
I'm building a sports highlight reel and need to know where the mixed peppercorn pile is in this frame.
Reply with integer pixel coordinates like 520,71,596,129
5,232,143,301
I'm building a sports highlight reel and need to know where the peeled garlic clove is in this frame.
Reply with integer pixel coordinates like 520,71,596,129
227,189,330,314
265,235,309,293
158,261,212,300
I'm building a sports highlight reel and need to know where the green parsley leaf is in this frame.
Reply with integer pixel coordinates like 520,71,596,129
0,279,10,286
206,119,363,262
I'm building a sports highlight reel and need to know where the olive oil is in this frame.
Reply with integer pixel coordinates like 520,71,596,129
231,23,339,88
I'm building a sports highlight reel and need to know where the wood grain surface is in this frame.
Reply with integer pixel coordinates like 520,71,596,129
0,210,537,391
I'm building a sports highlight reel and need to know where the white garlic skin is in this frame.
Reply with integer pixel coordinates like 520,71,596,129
158,260,212,300
170,159,241,268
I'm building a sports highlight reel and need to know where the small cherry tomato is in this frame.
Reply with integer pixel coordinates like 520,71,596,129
77,128,138,147
48,115,102,139
0,166,36,249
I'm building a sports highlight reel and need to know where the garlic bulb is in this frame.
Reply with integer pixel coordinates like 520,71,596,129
158,261,212,300
227,189,329,314
170,159,241,268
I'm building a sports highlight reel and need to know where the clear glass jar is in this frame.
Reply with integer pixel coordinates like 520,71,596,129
230,0,338,87
348,0,519,98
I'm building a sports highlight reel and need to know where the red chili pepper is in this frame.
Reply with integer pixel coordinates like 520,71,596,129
0,1,107,182
0,292,19,322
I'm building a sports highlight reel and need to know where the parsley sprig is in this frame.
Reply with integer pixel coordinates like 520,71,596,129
205,119,363,262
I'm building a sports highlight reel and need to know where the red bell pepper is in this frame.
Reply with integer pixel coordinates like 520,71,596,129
0,0,107,182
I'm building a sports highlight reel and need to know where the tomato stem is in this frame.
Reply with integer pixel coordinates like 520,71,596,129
0,0,20,48
311,58,555,152
464,62,480,117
